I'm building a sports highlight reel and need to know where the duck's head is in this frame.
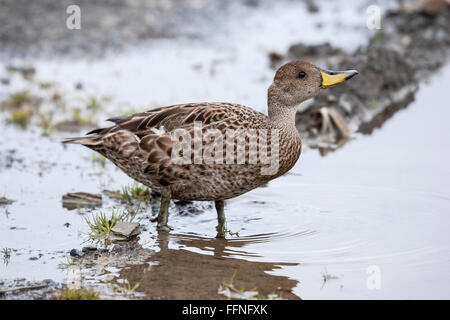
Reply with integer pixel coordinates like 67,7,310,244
269,61,358,107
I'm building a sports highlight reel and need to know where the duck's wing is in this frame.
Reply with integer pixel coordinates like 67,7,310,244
63,102,266,144
89,103,223,137
63,103,267,183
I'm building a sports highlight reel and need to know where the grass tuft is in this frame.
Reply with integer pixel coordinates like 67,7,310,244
91,153,106,168
2,248,11,263
86,96,101,111
321,268,339,289
38,81,53,89
220,221,240,238
38,113,53,135
107,184,151,202
8,91,32,107
9,108,33,127
63,256,75,266
112,278,140,295
58,288,99,300
72,108,94,126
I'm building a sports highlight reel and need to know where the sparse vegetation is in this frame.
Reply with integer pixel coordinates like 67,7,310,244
7,91,33,107
1,91,37,128
106,184,151,202
9,108,33,127
2,247,11,263
321,268,339,289
38,81,53,89
58,288,99,300
86,96,101,111
72,108,94,126
112,278,140,295
62,256,75,266
91,153,107,168
38,113,53,135
84,209,137,242
1,91,40,130
372,30,387,44
0,74,113,136
219,221,240,238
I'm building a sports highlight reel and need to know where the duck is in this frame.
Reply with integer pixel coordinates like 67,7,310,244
64,61,358,237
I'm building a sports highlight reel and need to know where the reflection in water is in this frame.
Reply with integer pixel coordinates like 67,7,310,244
120,233,300,299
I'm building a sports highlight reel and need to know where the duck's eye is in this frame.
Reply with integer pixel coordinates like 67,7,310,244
298,71,306,79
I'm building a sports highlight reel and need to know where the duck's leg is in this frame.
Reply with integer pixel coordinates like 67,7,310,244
157,188,172,232
215,200,226,238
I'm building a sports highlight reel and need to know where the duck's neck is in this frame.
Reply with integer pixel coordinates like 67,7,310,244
267,93,298,131
266,89,303,177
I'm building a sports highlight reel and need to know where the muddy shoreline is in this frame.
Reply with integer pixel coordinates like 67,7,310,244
2,0,450,300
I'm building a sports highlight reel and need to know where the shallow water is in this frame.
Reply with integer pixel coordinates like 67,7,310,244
1,0,450,299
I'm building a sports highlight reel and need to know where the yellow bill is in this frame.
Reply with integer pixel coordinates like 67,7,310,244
320,69,358,88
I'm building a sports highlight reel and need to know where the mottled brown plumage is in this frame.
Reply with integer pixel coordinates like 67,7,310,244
64,61,357,234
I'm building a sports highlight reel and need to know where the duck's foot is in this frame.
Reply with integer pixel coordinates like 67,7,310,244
157,223,173,232
155,188,172,232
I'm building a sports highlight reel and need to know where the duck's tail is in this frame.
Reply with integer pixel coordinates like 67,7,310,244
62,122,117,146
62,136,100,146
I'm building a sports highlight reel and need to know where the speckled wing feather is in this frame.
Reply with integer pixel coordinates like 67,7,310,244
89,102,266,135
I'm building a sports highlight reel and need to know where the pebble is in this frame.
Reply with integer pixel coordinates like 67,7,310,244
69,249,85,258
111,221,141,238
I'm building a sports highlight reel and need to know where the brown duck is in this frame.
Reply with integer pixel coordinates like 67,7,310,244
64,61,357,236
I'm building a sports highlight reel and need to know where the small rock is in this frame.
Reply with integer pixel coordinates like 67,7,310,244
109,234,129,242
82,246,98,253
306,0,319,13
0,196,14,206
69,249,85,258
42,279,57,287
62,192,102,210
111,221,141,238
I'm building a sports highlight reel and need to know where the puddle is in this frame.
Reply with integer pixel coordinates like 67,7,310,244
1,0,450,299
